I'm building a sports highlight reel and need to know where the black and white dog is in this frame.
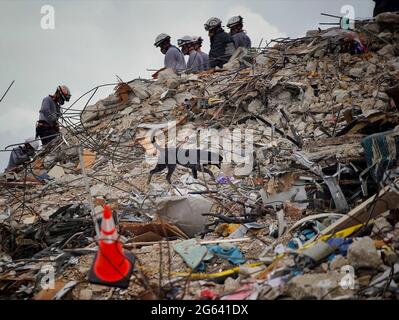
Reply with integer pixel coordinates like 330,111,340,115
147,133,223,184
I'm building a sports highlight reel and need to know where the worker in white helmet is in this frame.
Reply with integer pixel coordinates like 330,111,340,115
178,35,204,73
227,16,252,49
204,17,235,69
5,137,40,172
154,33,186,73
36,85,71,146
193,36,209,71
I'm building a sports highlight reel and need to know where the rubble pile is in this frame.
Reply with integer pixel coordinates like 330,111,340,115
1,13,399,300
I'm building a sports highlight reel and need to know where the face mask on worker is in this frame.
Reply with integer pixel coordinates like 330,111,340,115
56,87,71,105
182,45,190,55
231,24,242,34
160,41,170,54
58,96,65,105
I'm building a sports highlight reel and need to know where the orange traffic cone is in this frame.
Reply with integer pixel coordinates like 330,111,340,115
88,205,134,288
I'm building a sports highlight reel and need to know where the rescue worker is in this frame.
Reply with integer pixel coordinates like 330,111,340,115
154,33,186,73
373,0,399,17
204,17,235,69
227,16,252,49
36,85,71,146
193,36,209,71
177,35,204,73
5,137,39,172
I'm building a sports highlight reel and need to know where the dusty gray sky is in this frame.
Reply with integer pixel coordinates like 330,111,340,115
0,0,374,169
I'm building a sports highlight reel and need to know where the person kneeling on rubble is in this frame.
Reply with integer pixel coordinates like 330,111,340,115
178,35,204,73
5,137,39,172
193,36,209,71
36,85,71,146
204,17,235,69
227,15,252,49
154,33,186,73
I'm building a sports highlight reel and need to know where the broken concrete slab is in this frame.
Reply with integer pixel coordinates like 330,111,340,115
347,237,384,269
286,272,353,300
371,216,392,238
349,67,364,78
48,165,65,179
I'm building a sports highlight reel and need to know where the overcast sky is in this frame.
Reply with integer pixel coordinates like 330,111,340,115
0,0,374,169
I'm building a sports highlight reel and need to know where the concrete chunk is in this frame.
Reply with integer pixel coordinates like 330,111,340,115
347,237,383,269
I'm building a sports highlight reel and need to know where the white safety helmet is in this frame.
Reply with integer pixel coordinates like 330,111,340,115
204,17,222,31
57,85,71,102
192,36,203,46
177,35,194,47
25,137,40,151
154,33,171,47
227,15,243,29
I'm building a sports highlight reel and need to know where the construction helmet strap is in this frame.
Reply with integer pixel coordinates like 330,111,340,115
58,96,65,106
57,86,65,98
57,86,71,102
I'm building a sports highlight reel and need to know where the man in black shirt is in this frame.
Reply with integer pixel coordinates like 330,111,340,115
373,0,399,17
204,17,235,69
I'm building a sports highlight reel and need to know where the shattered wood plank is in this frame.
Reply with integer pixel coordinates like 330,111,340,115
0,181,43,186
280,109,303,147
120,220,189,240
76,149,96,170
124,237,251,248
0,272,36,282
306,112,332,137
314,185,399,238
33,280,68,300
131,231,163,242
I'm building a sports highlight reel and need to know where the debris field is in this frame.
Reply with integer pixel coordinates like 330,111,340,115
1,12,399,300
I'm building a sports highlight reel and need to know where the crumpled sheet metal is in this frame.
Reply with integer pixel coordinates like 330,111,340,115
155,195,213,237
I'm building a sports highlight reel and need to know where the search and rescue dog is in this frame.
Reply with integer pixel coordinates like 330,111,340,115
147,129,223,184
146,125,254,183
147,146,223,184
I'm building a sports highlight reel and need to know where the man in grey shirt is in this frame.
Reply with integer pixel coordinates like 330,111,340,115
39,95,60,126
154,33,186,73
178,36,204,73
193,36,209,71
227,16,252,49
36,85,71,146
5,137,39,172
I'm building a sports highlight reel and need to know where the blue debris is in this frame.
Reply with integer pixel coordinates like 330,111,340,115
207,245,246,265
287,239,301,250
35,172,52,182
327,237,353,256
216,175,233,185
173,239,213,270
287,228,317,249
